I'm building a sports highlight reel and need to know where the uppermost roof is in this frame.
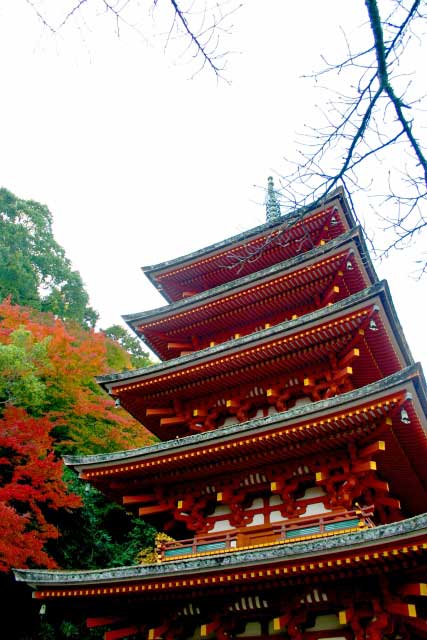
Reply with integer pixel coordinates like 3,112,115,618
143,188,356,302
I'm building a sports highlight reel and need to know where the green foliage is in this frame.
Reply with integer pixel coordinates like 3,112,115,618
39,618,103,640
0,300,154,455
0,327,50,414
49,469,156,570
0,190,157,637
103,324,153,369
0,188,98,328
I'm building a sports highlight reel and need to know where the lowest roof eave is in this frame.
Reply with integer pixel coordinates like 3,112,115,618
13,512,427,590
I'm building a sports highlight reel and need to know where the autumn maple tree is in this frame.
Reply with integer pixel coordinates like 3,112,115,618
0,299,153,455
0,299,154,573
0,407,80,572
0,190,156,638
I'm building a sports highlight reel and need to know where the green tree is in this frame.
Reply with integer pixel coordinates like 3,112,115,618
0,300,154,455
103,324,153,369
49,469,156,571
0,188,98,328
0,328,49,414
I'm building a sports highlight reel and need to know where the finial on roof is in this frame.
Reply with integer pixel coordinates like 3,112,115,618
265,176,281,222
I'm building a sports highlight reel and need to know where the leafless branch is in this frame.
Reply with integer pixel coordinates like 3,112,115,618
26,0,240,79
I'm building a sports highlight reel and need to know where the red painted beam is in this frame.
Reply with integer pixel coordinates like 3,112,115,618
400,583,427,597
386,602,417,618
160,416,186,426
139,503,170,516
146,408,175,416
87,617,123,628
123,494,155,505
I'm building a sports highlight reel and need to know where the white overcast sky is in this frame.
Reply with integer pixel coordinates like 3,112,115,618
0,1,426,366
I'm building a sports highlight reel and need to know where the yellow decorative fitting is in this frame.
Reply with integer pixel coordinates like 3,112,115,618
271,481,278,492
408,604,417,618
177,500,183,509
217,492,223,502
316,471,325,482
339,611,348,625
273,618,281,632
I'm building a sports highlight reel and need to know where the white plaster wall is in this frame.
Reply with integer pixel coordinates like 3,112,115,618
236,621,262,637
269,510,285,523
298,486,326,499
306,614,345,631
207,504,233,532
223,416,239,427
246,513,265,526
208,519,233,532
304,501,329,516
294,396,313,407
246,497,264,510
210,504,231,516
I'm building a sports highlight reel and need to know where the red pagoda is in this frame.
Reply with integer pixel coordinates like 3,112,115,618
15,183,427,639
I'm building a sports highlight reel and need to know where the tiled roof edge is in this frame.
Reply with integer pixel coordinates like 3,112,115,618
66,363,424,468
14,512,427,586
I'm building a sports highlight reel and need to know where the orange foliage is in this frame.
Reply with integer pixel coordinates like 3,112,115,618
0,300,154,454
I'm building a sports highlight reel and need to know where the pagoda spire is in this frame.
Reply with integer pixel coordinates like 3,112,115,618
265,175,281,222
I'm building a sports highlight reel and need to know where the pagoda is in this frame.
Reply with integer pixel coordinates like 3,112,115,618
15,183,427,639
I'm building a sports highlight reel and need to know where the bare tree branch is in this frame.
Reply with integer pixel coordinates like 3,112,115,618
26,0,240,79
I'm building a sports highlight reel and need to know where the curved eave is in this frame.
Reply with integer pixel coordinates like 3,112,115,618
69,365,426,471
143,189,355,302
125,227,377,360
13,513,427,594
98,281,413,397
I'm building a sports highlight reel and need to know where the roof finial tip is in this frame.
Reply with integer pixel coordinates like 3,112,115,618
265,175,281,223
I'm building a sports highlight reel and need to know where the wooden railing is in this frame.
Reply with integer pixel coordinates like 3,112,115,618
158,506,375,561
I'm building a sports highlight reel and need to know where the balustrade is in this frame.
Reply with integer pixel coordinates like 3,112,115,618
158,506,375,561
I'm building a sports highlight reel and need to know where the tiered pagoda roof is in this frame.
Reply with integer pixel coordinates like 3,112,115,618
68,364,427,516
125,227,375,360
15,512,427,596
14,185,427,640
143,188,354,302
101,281,412,437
